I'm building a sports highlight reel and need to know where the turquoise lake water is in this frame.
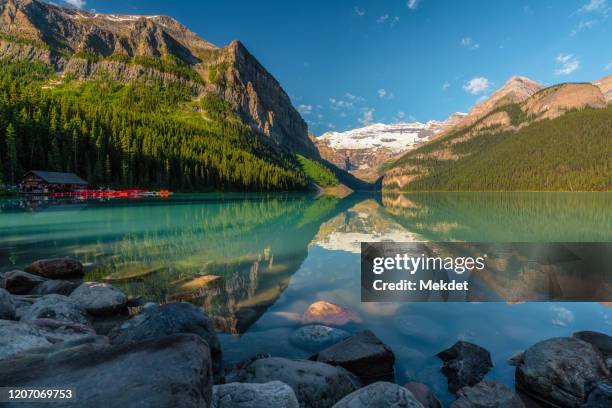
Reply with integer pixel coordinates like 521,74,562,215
1,192,611,404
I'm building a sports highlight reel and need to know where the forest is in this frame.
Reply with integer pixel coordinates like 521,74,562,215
0,59,314,191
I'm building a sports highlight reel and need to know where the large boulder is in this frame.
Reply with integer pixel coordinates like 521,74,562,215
109,302,223,383
25,258,84,279
515,337,609,407
0,288,16,320
212,381,299,408
0,333,213,408
1,270,47,294
573,331,612,370
583,382,612,407
311,330,395,384
450,380,525,408
404,382,441,408
70,282,127,316
31,280,79,296
332,382,424,408
302,301,360,326
20,294,90,326
290,325,350,351
437,341,493,394
0,319,96,359
236,357,359,408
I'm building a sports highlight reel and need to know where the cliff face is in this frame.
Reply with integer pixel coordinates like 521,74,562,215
0,0,316,156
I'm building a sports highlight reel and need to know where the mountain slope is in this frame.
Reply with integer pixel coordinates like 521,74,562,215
384,77,611,191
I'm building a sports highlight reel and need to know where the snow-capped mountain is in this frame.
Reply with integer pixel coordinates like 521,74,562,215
313,112,466,181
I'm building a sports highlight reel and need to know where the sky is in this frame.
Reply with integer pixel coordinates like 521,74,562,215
60,0,611,135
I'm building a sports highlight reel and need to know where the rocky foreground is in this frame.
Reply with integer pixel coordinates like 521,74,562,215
1,258,611,407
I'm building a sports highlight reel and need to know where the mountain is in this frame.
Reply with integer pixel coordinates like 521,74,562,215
383,76,612,191
593,75,612,102
313,112,465,181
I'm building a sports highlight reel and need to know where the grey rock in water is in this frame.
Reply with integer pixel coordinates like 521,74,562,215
70,282,127,316
109,302,223,383
404,382,441,408
516,337,609,407
25,258,84,279
0,288,16,320
437,341,493,394
290,325,350,351
0,333,213,408
21,294,90,326
1,270,47,294
332,381,424,408
236,357,359,408
311,330,395,384
212,381,299,408
583,382,612,407
450,380,525,408
31,279,79,296
573,331,612,370
0,319,96,359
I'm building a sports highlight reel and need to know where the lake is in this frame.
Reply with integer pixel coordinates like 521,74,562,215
1,192,611,404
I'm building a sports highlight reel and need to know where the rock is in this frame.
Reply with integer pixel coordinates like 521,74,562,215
70,282,127,316
20,294,90,326
573,331,612,366
212,381,299,408
583,382,612,407
236,357,359,408
311,330,395,384
302,301,360,326
0,319,96,359
451,380,525,408
1,270,47,294
30,279,79,296
507,351,524,367
11,295,39,320
109,302,223,383
437,341,493,394
0,288,16,320
516,337,609,407
332,381,424,408
0,333,213,408
404,382,441,408
25,258,84,279
290,325,350,351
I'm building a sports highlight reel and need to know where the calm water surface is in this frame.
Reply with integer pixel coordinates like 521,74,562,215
1,192,611,404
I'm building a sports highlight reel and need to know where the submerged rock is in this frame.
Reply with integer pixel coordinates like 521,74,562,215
31,279,79,296
573,331,612,370
0,288,16,320
302,301,360,326
450,380,525,408
332,381,424,408
583,382,612,407
437,341,493,394
515,337,609,407
290,325,350,351
21,294,90,326
0,333,213,408
70,282,128,316
1,270,47,294
236,357,359,408
0,319,96,359
212,381,299,408
109,302,223,383
25,258,84,279
404,382,441,408
311,330,395,384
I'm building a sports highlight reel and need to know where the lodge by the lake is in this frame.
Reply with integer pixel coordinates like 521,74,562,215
20,171,89,193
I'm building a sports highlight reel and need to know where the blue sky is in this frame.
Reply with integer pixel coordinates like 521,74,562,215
63,0,611,135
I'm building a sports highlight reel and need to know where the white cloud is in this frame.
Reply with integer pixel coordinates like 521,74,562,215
64,0,86,8
463,77,490,94
344,92,365,102
354,6,365,17
358,108,375,126
442,81,450,91
376,14,389,23
555,54,580,75
550,305,574,327
396,111,406,119
460,37,480,50
579,0,608,14
407,0,419,10
377,88,387,98
571,19,597,35
297,104,313,115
